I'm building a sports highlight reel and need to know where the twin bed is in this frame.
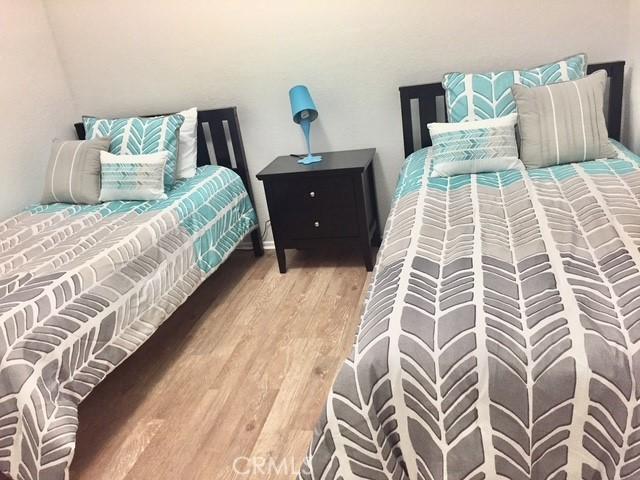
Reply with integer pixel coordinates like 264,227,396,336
300,61,640,480
0,108,261,479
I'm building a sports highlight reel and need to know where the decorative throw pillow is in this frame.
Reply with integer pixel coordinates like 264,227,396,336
442,53,587,123
428,113,521,178
41,137,111,204
511,70,617,169
83,113,184,187
99,151,168,202
176,107,198,179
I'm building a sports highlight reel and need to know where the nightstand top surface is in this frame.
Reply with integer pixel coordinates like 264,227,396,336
256,148,375,179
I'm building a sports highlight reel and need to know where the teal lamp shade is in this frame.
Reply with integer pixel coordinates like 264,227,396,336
289,85,322,165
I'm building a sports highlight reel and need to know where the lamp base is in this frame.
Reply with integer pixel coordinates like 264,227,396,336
297,155,322,165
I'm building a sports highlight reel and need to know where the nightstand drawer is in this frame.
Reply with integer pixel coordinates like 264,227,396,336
269,175,355,212
281,207,359,239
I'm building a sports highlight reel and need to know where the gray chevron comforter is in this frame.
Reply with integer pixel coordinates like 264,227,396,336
301,141,640,480
0,165,257,480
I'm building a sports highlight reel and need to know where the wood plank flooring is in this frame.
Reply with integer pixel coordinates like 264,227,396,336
70,248,372,479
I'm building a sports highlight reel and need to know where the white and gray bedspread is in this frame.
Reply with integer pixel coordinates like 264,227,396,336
300,141,640,480
0,165,257,480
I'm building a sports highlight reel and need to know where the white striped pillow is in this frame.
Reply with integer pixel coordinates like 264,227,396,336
428,114,522,177
99,151,168,202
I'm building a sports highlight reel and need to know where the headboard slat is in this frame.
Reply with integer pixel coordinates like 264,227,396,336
419,93,437,149
588,61,625,141
209,121,232,168
227,109,249,178
399,60,626,157
195,120,211,165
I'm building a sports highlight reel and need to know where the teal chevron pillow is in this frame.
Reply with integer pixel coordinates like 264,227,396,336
84,113,184,187
428,113,521,177
442,53,587,123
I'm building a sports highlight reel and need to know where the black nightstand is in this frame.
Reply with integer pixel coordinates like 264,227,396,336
257,149,381,273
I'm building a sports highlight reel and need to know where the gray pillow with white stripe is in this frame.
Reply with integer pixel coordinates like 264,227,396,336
41,137,111,204
512,70,617,169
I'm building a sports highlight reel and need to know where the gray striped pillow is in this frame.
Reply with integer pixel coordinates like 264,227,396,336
511,70,617,169
42,137,111,204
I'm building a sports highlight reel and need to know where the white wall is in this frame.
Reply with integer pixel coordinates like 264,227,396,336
624,1,640,152
43,0,629,236
0,0,77,219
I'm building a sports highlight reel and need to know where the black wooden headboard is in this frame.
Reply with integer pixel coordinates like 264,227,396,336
74,107,263,256
399,61,626,157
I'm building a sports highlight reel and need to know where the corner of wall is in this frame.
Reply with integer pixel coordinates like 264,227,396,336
41,0,79,119
0,0,80,219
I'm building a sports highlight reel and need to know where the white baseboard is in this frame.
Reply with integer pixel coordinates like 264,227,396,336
236,240,275,251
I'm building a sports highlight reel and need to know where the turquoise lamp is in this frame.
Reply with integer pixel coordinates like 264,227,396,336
289,85,322,165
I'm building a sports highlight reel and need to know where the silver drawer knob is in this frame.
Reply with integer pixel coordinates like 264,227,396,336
309,191,315,198
314,221,320,228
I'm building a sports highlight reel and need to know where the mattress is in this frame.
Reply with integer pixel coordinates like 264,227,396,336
300,141,640,480
0,165,257,479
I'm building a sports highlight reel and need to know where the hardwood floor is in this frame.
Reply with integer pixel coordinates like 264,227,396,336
70,248,372,479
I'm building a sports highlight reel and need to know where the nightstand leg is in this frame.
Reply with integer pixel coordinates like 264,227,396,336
276,248,287,273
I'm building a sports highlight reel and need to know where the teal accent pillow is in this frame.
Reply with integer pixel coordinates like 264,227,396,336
442,53,587,123
84,113,185,186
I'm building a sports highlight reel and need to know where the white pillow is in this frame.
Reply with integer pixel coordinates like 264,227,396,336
99,151,168,201
176,107,198,179
428,113,522,178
